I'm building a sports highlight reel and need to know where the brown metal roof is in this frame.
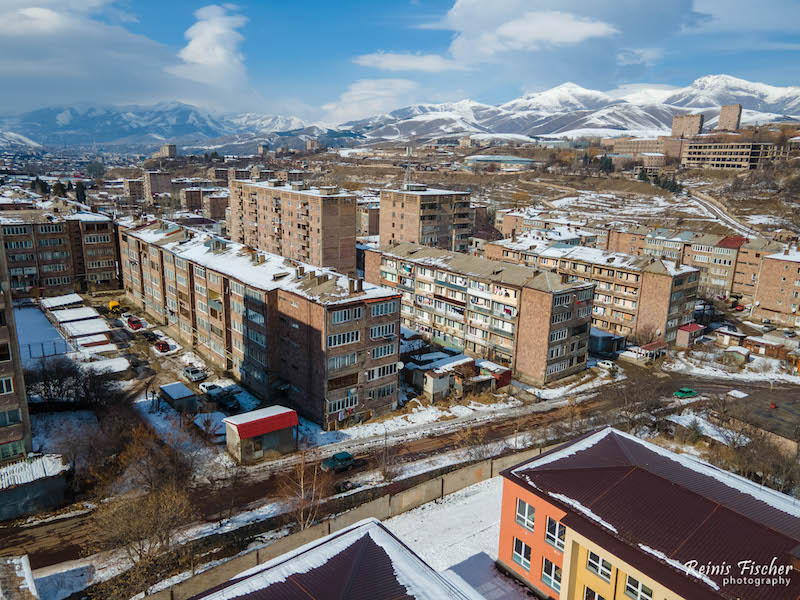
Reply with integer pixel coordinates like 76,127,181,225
504,428,800,600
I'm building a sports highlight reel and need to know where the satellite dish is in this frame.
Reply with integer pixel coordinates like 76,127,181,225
396,361,405,370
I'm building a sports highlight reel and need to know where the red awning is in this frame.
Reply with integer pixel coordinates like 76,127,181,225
640,341,668,352
678,323,704,332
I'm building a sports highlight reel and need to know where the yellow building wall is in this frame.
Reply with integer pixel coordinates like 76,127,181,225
561,529,689,600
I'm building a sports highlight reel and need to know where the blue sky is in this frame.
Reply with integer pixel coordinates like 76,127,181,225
1,0,799,121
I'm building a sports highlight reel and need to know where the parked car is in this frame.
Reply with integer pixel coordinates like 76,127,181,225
734,304,745,312
183,366,208,382
673,387,698,399
596,360,615,370
142,331,158,342
784,330,797,338
154,340,170,353
321,452,367,473
127,316,143,330
334,480,360,493
199,382,220,394
763,324,777,333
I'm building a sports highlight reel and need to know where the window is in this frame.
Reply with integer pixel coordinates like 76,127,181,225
332,307,363,324
553,294,571,307
231,300,245,314
39,224,62,234
247,329,266,346
0,377,13,394
231,281,245,296
370,323,395,339
328,391,358,413
549,329,568,343
85,234,111,244
542,558,562,593
512,538,531,570
327,330,360,348
371,300,398,316
194,265,206,278
3,225,29,235
515,499,535,531
624,576,653,600
247,309,265,325
546,517,565,551
587,551,612,581
328,352,357,370
0,408,21,427
585,588,606,600
369,384,395,399
551,311,572,324
371,343,396,359
365,363,397,381
208,272,220,285
195,283,206,295
0,440,24,460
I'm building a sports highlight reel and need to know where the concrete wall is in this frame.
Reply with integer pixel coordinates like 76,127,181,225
146,442,564,599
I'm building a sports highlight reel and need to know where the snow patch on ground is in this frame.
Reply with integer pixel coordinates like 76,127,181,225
664,351,800,383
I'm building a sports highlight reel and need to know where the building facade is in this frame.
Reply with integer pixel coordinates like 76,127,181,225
671,113,704,138
0,228,31,462
123,178,144,201
152,144,177,159
717,104,743,131
119,220,400,429
485,238,698,343
498,427,800,600
379,184,473,252
364,242,594,385
228,179,357,276
751,247,800,327
1,211,119,298
681,141,789,170
143,171,172,202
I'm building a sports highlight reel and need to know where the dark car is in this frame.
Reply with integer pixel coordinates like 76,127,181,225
142,331,158,342
334,480,359,493
321,452,367,473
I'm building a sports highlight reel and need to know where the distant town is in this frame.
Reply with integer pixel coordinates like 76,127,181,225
0,96,799,600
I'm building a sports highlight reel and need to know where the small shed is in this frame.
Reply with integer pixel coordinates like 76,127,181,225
159,382,197,413
722,346,751,367
714,327,746,347
742,336,787,359
676,323,705,347
223,406,298,464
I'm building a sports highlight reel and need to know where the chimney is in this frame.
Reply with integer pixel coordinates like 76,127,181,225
298,265,305,277
357,279,363,292
785,247,791,255
349,279,355,293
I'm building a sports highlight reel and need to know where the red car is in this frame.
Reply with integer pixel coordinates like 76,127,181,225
127,316,143,330
154,340,170,353
734,304,745,311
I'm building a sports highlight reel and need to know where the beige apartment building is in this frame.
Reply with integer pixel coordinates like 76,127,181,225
202,190,230,221
0,230,31,462
681,141,789,170
364,242,595,385
1,210,119,298
180,187,228,212
485,238,698,343
751,247,800,327
228,178,357,276
119,220,401,429
671,113,704,138
717,104,743,131
379,184,473,252
152,144,177,159
731,238,784,303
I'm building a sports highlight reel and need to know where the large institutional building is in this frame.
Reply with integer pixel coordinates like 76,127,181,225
379,184,474,253
680,140,790,170
228,178,357,276
119,220,400,429
364,242,595,385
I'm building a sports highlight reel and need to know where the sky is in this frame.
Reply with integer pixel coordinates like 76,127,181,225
0,0,799,123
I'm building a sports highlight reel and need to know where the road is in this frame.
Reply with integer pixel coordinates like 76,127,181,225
1,364,796,571
687,191,759,237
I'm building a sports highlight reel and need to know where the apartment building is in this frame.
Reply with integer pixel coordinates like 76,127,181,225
681,141,789,170
379,184,473,252
119,220,400,429
717,103,743,131
485,236,698,342
202,190,229,221
0,230,31,462
751,247,800,328
609,137,663,155
180,187,227,212
497,209,606,248
357,198,380,236
151,144,177,159
364,242,595,385
143,171,171,202
498,427,800,600
228,179,357,276
1,211,119,297
671,113,704,137
123,178,144,201
732,238,784,303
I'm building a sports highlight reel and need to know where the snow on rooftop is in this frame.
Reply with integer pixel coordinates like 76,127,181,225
40,293,83,309
767,248,800,263
222,405,295,426
0,455,68,490
50,307,100,323
160,382,195,400
61,318,112,338
79,357,130,374
64,211,111,222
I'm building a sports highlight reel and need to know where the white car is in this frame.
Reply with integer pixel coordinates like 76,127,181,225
596,360,615,370
183,366,208,382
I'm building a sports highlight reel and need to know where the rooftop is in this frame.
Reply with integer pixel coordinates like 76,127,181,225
505,427,800,600
222,406,298,439
123,221,398,306
189,518,480,600
233,179,354,198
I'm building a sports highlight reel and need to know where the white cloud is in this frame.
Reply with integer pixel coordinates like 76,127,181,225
353,52,466,72
322,79,420,122
616,47,665,66
166,4,248,87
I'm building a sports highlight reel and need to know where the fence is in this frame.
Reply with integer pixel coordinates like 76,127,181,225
146,442,560,600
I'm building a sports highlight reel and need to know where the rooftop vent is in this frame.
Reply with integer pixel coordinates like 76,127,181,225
403,183,428,192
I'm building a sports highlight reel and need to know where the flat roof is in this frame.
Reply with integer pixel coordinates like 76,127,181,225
160,382,195,400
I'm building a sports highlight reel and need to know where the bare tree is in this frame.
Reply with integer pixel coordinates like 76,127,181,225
277,451,332,530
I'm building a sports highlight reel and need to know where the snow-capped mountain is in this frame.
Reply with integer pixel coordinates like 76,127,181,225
0,130,40,149
1,75,798,151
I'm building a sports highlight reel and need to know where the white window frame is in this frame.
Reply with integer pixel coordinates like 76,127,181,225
0,377,13,394
542,558,561,593
624,576,653,600
545,517,565,551
512,538,531,571
515,498,535,531
587,551,612,581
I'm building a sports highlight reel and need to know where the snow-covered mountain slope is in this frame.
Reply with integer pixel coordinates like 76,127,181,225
0,130,40,149
1,75,798,150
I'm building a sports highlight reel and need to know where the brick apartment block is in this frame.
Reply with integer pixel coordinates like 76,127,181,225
228,178,357,276
485,234,698,343
379,184,474,252
671,113,704,138
119,220,400,429
364,242,595,385
123,178,144,201
717,104,743,131
142,171,172,202
751,247,800,328
0,232,31,462
2,210,119,298
496,208,608,249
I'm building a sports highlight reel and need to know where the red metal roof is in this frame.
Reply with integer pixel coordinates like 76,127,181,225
717,236,748,249
678,323,704,332
640,340,668,351
223,407,298,439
